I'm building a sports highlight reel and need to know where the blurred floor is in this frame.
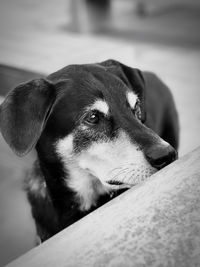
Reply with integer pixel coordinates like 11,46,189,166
68,0,200,48
0,0,200,266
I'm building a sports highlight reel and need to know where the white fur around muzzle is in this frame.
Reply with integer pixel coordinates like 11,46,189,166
56,130,156,211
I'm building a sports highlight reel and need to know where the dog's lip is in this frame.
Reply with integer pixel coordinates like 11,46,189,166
105,180,131,190
107,180,124,186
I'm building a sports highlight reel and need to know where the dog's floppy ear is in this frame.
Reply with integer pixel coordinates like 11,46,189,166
100,59,146,122
0,79,56,156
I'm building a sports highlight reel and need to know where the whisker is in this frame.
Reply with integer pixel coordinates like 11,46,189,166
108,166,124,176
121,169,135,183
110,168,130,181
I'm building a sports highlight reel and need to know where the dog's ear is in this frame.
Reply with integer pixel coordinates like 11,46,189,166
0,79,56,156
100,59,146,122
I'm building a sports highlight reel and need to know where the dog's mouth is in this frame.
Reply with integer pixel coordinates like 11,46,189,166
105,180,132,190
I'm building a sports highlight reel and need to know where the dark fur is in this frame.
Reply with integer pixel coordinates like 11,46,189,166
0,60,179,242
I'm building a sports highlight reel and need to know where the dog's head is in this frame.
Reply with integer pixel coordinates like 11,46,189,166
0,60,177,211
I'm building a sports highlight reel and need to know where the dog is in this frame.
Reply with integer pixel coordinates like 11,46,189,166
0,59,179,243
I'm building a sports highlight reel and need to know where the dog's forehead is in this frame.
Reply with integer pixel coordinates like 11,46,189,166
54,67,138,110
45,66,140,137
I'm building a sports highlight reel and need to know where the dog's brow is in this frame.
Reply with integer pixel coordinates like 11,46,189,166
126,91,138,109
89,99,109,115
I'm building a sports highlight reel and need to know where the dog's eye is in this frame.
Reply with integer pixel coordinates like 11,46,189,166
133,100,142,121
84,111,100,125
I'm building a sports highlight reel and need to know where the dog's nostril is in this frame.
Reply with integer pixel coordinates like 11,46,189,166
146,145,177,170
151,155,171,169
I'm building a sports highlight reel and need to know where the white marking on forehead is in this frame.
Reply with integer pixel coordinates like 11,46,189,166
89,99,109,115
126,91,138,109
160,139,170,147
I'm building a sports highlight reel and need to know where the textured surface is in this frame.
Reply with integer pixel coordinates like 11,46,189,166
6,147,200,267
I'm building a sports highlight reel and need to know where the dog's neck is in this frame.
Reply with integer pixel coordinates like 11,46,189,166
35,156,78,217
35,150,110,215
62,160,111,211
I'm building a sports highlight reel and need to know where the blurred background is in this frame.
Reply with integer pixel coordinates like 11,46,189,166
0,0,200,265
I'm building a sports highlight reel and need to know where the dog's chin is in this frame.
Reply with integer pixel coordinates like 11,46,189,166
103,181,131,200
108,186,129,200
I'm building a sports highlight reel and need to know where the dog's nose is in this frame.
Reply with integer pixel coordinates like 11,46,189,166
145,144,178,169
